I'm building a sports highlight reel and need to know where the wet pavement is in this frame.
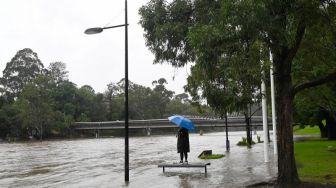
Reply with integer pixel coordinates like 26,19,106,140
0,131,277,188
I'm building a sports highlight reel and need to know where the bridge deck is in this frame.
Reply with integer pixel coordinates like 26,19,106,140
72,116,272,130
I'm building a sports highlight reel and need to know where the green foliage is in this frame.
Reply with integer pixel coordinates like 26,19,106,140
151,78,174,118
199,154,225,160
166,97,199,117
0,48,212,139
0,100,20,138
1,48,45,100
52,81,77,116
104,81,124,121
140,0,265,120
16,75,55,139
295,140,336,184
105,78,205,121
139,0,336,184
77,113,89,122
91,93,107,122
139,0,194,66
290,0,336,139
129,83,153,119
47,61,69,84
294,83,336,138
75,85,96,121
293,125,320,135
237,137,256,146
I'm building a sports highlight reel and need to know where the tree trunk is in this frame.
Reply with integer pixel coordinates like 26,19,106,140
40,124,43,141
274,56,300,186
326,115,336,140
317,122,327,138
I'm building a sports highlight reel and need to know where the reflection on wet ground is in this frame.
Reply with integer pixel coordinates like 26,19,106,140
0,132,277,187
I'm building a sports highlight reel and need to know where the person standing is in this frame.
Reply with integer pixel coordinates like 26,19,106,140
177,127,190,163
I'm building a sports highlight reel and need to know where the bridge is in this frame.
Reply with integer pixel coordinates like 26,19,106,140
72,116,271,131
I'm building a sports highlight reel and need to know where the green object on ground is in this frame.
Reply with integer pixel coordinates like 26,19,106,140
237,137,256,146
295,140,336,184
198,154,224,159
293,125,320,135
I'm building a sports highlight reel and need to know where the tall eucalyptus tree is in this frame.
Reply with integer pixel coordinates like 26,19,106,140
140,0,336,186
1,48,45,100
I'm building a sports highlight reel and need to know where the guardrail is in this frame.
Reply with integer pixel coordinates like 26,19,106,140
72,116,271,130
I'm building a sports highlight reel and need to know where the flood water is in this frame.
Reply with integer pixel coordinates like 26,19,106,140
0,132,277,188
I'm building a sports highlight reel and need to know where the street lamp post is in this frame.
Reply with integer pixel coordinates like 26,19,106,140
84,0,129,182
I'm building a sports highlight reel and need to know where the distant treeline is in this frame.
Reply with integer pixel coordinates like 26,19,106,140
0,48,213,140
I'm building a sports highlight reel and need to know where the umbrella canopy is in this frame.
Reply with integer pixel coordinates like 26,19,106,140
168,115,195,130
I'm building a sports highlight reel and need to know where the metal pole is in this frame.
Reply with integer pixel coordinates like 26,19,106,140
125,0,129,182
270,52,277,155
225,113,230,152
261,62,269,162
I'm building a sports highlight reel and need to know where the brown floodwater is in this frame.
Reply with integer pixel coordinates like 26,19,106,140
0,132,277,188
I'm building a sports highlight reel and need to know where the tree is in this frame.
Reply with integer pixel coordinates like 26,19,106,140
292,14,336,140
128,83,153,119
140,0,336,186
74,85,96,121
184,38,263,146
174,93,190,104
51,80,78,134
16,76,55,140
139,0,194,67
47,61,69,84
91,93,108,122
52,81,77,117
1,48,45,100
0,96,20,139
104,79,202,120
294,83,336,139
151,78,174,118
166,93,200,117
105,81,125,121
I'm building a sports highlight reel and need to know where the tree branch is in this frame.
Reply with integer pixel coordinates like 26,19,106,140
250,106,262,118
293,71,336,95
285,19,306,64
321,6,336,47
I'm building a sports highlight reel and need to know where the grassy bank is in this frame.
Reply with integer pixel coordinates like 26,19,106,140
295,140,336,184
293,125,320,135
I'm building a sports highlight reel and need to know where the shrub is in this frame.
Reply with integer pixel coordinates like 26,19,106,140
237,137,256,146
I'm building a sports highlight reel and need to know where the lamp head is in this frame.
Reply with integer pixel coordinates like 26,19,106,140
84,27,103,35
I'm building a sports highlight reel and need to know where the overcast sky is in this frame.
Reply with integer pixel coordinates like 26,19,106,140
0,0,191,94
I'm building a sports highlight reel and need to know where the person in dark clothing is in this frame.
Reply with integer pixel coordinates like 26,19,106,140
177,127,190,163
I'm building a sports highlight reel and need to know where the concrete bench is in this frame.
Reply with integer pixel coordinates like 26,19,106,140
158,163,211,174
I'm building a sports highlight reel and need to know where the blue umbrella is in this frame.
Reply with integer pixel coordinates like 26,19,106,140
168,115,195,130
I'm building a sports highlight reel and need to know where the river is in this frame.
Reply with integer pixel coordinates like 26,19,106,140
0,132,277,188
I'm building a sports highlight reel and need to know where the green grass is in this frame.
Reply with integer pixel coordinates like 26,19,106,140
198,154,225,159
236,137,256,146
293,125,320,135
295,140,336,184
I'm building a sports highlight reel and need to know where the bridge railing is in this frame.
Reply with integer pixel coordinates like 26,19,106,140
72,116,271,130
